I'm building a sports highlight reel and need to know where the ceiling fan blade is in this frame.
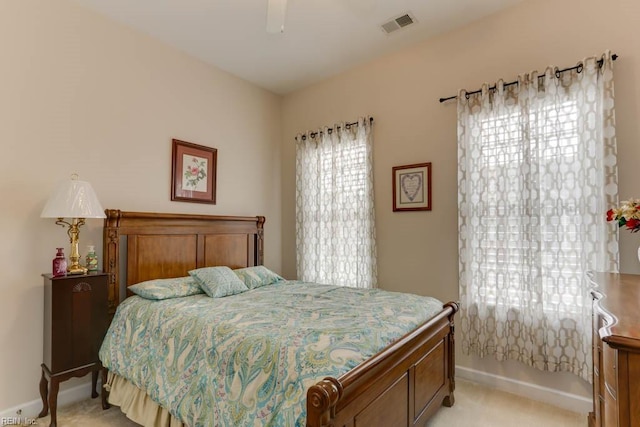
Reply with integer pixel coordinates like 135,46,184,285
266,0,287,33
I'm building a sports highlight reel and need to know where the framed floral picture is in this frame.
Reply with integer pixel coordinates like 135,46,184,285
392,162,431,211
171,139,217,204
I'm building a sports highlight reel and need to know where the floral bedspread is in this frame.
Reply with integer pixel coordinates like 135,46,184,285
99,281,443,427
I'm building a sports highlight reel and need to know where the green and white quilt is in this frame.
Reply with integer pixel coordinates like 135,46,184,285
99,280,443,426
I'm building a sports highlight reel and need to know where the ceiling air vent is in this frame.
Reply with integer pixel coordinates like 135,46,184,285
381,13,416,35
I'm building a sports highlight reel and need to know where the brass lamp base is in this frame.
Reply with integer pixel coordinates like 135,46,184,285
67,264,88,275
56,217,88,276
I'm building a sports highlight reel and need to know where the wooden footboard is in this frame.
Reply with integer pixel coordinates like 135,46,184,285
307,301,458,427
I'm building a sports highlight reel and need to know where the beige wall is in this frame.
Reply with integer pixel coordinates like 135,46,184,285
4,0,639,414
282,0,640,401
0,0,282,410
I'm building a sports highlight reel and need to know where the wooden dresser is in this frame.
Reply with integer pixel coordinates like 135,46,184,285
589,272,640,427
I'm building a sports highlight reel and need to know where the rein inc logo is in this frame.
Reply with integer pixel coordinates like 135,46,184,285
1,410,38,426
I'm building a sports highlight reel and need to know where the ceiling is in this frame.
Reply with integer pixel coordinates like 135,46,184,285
72,0,525,95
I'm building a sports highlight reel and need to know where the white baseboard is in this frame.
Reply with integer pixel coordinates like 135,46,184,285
0,380,97,420
456,365,592,414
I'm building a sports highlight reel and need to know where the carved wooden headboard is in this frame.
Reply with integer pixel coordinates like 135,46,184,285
102,209,265,314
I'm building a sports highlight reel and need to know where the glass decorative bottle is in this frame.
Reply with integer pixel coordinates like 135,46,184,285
52,248,67,277
85,245,98,272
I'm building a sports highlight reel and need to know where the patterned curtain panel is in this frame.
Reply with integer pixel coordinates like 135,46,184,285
295,117,377,288
457,52,618,381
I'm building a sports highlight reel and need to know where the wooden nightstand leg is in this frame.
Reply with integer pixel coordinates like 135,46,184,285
38,367,49,417
49,377,60,427
101,367,111,410
91,368,99,398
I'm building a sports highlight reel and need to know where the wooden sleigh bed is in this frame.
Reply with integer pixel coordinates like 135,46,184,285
101,209,458,427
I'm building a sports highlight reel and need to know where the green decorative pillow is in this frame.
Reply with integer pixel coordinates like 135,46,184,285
189,266,249,298
233,265,284,290
129,277,203,300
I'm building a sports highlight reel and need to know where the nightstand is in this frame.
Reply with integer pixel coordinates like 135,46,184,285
38,272,109,427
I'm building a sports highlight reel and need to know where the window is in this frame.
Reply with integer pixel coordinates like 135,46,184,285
457,54,617,381
475,100,585,315
295,119,376,288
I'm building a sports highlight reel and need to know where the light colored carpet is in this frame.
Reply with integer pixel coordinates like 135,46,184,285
426,379,587,427
29,379,587,426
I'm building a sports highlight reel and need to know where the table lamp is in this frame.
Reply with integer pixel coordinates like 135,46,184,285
41,174,106,275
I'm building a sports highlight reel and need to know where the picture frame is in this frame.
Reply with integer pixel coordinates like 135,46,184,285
392,162,432,212
171,139,217,204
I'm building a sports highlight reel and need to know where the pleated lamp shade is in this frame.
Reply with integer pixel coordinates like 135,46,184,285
41,177,106,219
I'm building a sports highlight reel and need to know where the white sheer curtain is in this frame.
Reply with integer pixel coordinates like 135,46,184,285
457,52,618,381
295,117,377,288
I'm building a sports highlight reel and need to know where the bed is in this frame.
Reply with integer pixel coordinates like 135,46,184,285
100,210,458,427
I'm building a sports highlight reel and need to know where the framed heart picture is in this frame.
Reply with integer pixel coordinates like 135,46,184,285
392,162,431,212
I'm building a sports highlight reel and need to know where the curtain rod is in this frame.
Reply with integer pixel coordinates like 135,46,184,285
438,54,618,103
295,117,374,141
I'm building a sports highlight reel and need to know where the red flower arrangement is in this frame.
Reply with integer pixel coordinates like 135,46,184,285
607,199,640,232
